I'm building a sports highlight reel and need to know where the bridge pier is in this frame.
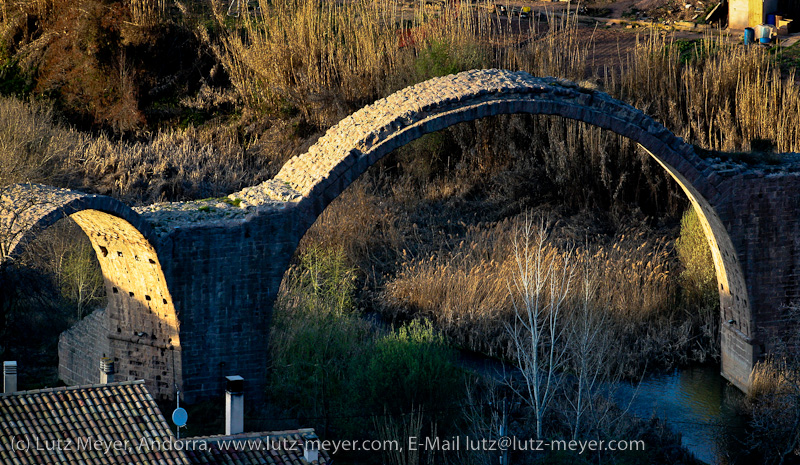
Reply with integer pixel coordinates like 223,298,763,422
714,171,800,391
721,323,758,392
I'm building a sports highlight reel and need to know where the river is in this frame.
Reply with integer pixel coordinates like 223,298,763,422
612,365,749,464
456,350,750,464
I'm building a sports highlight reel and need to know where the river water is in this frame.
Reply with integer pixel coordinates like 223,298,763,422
612,365,748,464
457,350,749,464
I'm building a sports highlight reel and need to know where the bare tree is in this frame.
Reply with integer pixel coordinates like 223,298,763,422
563,267,606,439
506,215,574,439
373,406,433,465
59,241,104,319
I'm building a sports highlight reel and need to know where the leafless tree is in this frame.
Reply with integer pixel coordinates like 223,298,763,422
563,267,607,439
461,379,505,465
506,215,574,439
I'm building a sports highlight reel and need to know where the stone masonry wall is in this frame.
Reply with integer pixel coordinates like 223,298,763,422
719,172,800,351
155,205,301,403
58,309,109,385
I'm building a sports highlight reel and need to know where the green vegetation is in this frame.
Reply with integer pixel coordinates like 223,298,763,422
676,207,717,305
674,207,720,362
268,247,466,443
773,43,800,72
222,197,241,207
262,246,705,464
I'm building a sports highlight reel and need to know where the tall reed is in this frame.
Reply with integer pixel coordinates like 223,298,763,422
383,213,678,361
129,0,167,26
214,1,800,152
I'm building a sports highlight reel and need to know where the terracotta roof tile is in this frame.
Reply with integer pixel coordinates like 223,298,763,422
180,430,329,465
2,381,328,465
0,381,190,465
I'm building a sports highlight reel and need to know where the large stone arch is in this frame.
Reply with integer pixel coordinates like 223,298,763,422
0,184,181,399
265,69,753,390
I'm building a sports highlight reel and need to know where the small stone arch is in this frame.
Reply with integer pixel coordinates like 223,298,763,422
0,184,181,399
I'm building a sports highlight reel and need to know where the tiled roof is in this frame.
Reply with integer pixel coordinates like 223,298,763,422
0,380,190,465
180,430,330,465
0,380,328,465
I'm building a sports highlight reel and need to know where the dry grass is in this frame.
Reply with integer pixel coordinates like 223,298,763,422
613,31,800,152
129,0,167,26
212,0,800,152
0,96,293,204
0,97,71,187
208,0,594,126
745,355,800,462
749,356,795,400
381,212,679,366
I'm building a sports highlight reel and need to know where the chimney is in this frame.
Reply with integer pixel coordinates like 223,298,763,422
3,361,17,394
225,375,244,435
100,358,115,384
303,432,320,463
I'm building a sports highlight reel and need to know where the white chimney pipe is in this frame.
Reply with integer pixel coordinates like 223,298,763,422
3,361,17,394
304,436,320,463
225,375,244,435
100,357,115,384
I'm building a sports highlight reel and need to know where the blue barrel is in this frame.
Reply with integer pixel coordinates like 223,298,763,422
767,14,776,25
744,27,755,44
756,24,772,43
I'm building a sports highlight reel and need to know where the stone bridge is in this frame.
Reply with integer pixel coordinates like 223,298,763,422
2,69,799,401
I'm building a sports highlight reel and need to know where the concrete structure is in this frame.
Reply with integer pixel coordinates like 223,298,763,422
2,69,800,400
3,361,16,394
225,375,245,435
730,0,776,30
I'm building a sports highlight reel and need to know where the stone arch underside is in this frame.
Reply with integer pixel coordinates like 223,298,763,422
0,184,181,399
267,69,753,389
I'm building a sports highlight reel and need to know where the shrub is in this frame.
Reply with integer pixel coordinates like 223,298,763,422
414,38,482,81
269,247,466,440
0,97,72,186
746,355,800,463
0,0,214,132
675,207,717,307
358,318,464,417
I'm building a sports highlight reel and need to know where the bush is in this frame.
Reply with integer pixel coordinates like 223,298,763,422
675,207,717,308
745,355,800,463
0,97,72,186
269,247,466,441
358,318,464,416
673,207,720,361
268,247,366,428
